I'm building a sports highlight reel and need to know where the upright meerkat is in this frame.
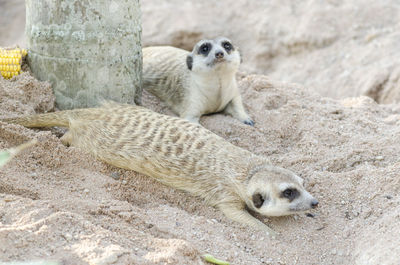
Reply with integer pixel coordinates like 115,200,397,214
3,103,317,235
143,37,254,125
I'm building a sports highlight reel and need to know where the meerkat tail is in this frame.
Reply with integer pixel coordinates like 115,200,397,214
2,111,76,128
1,109,99,128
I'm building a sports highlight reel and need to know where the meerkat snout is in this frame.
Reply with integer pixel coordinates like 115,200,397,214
311,199,319,208
215,50,224,59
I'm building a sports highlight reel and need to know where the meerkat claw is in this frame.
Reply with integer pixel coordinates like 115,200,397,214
244,119,255,126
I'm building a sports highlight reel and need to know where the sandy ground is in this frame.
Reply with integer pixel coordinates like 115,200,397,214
1,70,400,264
1,0,400,264
3,0,400,102
0,0,25,47
141,0,400,102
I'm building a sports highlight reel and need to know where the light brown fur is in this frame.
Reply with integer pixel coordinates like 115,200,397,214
2,102,317,235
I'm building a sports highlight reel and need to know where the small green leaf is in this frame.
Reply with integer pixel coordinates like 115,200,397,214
0,139,37,168
202,254,230,265
0,150,11,168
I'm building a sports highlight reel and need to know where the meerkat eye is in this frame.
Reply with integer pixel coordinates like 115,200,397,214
222,42,232,52
283,189,293,198
199,43,211,55
281,188,299,201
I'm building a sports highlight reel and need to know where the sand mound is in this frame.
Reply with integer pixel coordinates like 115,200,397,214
1,69,399,264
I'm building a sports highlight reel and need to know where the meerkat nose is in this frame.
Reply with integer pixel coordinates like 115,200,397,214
215,51,224,59
311,199,319,208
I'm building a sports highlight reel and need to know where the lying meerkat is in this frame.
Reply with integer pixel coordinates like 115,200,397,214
143,37,254,125
3,103,317,236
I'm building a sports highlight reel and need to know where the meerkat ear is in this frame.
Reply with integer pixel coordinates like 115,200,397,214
186,54,193,70
252,193,265,208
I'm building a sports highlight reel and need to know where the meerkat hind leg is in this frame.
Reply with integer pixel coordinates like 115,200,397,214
60,131,73,146
219,203,277,237
224,96,254,126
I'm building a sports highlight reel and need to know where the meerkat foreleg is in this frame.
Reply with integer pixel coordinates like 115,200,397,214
218,203,276,237
181,115,201,124
180,104,203,124
224,96,254,126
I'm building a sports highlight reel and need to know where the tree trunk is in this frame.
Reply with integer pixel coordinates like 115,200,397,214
25,0,142,109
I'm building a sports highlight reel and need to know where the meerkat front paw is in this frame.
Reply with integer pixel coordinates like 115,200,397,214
243,118,255,126
181,113,201,124
223,96,255,126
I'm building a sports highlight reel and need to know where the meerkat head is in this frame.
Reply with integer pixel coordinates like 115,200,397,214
186,37,241,73
246,165,318,217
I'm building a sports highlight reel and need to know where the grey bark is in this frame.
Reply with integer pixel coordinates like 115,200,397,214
25,0,142,109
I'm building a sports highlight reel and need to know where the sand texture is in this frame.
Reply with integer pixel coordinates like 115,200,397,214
141,0,400,102
3,0,400,102
0,71,399,264
1,0,400,264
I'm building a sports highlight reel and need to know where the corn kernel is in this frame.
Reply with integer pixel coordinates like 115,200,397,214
0,47,27,79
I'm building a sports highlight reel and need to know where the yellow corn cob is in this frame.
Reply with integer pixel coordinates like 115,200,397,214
0,47,27,79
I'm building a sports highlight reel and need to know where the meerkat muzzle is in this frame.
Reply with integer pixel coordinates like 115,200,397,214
214,51,225,63
215,51,224,59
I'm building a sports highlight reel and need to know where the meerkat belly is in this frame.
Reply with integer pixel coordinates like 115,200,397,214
192,76,235,114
